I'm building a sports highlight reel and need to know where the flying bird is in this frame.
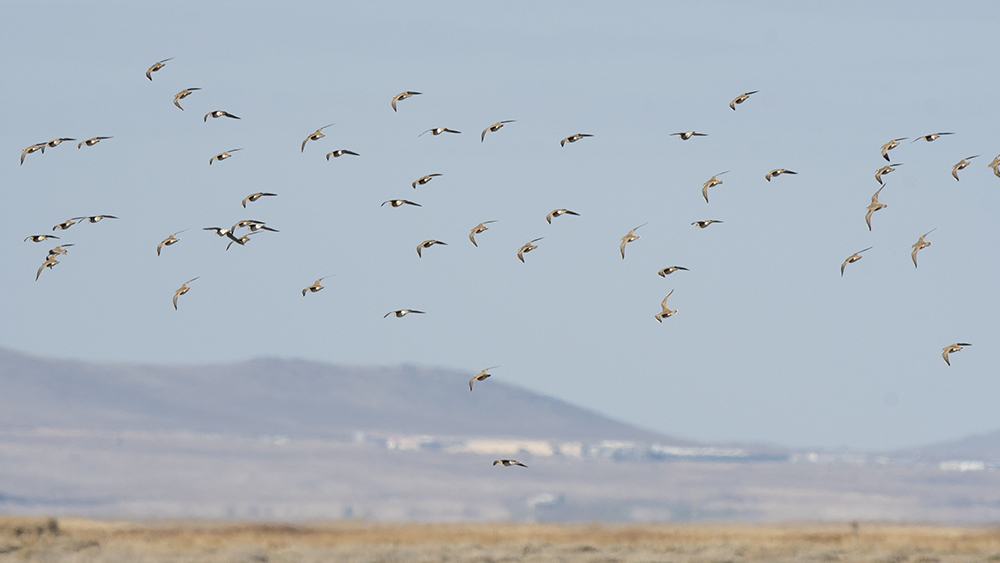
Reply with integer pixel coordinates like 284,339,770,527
951,155,978,181
470,366,499,391
35,257,59,281
481,120,515,142
670,131,707,140
841,246,872,276
875,164,901,185
412,174,442,189
546,209,580,224
517,237,543,263
46,244,73,259
172,88,200,110
620,223,646,259
913,132,953,143
42,138,75,150
419,127,460,136
391,91,421,112
203,227,231,237
765,169,797,181
988,155,1000,179
80,214,117,224
560,133,593,146
173,277,199,310
702,171,728,203
203,110,240,122
20,143,43,165
145,57,172,80
942,343,971,366
225,232,259,250
729,90,758,110
416,239,446,257
209,148,241,165
382,199,421,208
326,149,360,160
692,220,722,229
384,309,425,318
910,228,935,268
654,289,677,322
880,137,906,161
230,219,265,230
493,459,527,467
78,136,112,149
657,266,688,277
246,223,278,233
469,221,497,247
302,276,332,297
157,230,186,256
865,186,887,231
52,218,83,231
242,192,277,208
25,234,59,243
301,124,334,152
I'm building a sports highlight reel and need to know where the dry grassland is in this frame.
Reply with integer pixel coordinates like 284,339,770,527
2,516,1000,563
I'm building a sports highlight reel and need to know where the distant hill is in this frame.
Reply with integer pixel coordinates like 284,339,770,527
0,347,692,444
894,429,1000,462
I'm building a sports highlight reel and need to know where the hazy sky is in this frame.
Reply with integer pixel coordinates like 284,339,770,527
3,1,998,451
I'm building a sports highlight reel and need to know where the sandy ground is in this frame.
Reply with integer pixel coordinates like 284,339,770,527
2,516,1000,563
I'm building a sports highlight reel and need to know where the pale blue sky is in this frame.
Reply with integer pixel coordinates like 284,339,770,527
3,1,998,450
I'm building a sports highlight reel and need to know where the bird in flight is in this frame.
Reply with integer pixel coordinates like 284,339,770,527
865,186,887,231
80,214,117,224
382,199,421,208
546,209,580,224
620,223,646,259
729,90,758,110
326,149,360,160
765,169,797,182
841,247,872,276
78,136,112,149
52,218,83,231
25,234,59,243
204,110,240,122
470,366,499,391
912,132,953,143
910,228,935,268
469,221,496,247
209,148,242,165
875,164,901,185
146,57,172,80
560,133,593,147
42,138,75,150
880,137,906,161
46,244,73,260
242,192,277,208
35,257,59,281
157,230,186,256
302,276,332,297
417,239,446,257
988,155,1000,179
173,277,199,310
493,459,527,467
692,220,722,229
391,91,421,112
942,343,971,366
481,120,515,142
702,171,728,203
301,124,334,152
384,309,425,319
172,88,200,110
419,127,460,137
951,155,978,181
654,289,677,322
412,174,442,189
517,238,543,263
657,266,688,277
671,131,707,140
20,143,44,165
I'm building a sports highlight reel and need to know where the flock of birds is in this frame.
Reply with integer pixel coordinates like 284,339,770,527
17,61,981,466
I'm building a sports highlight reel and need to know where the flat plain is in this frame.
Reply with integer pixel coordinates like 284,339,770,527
3,517,1000,563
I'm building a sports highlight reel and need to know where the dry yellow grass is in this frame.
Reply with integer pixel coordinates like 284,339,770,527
2,517,1000,563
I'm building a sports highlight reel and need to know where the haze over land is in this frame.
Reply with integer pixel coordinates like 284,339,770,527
2,349,999,522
